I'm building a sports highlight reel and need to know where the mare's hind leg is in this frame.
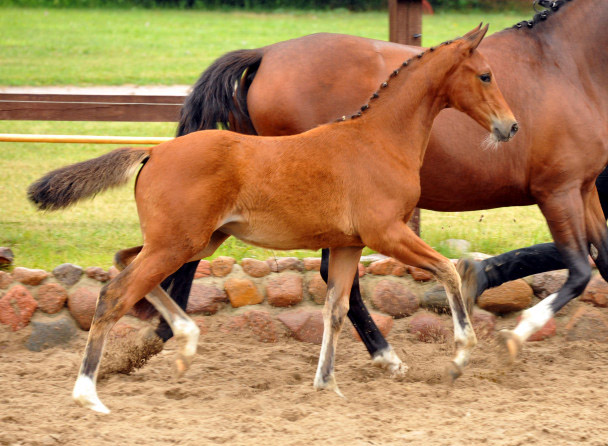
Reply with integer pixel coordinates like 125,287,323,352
115,247,207,376
314,246,363,396
365,222,476,381
320,249,405,377
73,247,191,414
500,190,591,363
585,187,608,281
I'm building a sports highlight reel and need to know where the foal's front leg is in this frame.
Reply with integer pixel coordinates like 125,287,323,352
366,222,477,381
314,246,363,396
320,249,406,377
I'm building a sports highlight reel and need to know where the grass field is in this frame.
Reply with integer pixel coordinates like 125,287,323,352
0,7,553,270
1,8,530,85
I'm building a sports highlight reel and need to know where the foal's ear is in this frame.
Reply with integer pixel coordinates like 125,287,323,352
462,23,489,53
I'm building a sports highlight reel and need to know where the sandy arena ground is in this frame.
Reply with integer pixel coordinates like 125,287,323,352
1,302,608,446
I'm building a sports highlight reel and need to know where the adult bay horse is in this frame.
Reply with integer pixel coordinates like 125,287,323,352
162,0,608,368
29,26,517,413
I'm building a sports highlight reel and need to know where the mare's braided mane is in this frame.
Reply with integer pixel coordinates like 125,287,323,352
335,38,457,123
513,0,573,29
330,1,577,124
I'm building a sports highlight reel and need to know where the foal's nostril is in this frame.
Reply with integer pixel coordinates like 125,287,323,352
510,122,519,137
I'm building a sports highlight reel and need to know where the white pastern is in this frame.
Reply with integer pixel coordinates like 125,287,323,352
372,346,408,377
73,375,110,414
174,318,200,358
446,291,476,370
512,293,558,342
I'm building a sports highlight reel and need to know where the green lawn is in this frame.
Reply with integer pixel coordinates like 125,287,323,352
0,7,552,271
1,8,529,85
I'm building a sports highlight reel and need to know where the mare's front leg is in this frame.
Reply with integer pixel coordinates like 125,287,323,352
499,189,592,362
320,249,405,377
585,186,608,281
365,222,476,381
314,246,363,396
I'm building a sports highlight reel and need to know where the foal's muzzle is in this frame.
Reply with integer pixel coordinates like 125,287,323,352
492,120,519,142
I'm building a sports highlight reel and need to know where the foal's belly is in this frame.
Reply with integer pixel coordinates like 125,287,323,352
219,218,363,251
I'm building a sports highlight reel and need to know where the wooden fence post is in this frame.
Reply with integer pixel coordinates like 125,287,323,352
389,0,423,234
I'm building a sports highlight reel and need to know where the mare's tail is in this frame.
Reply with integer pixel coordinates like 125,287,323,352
28,147,150,211
177,48,263,137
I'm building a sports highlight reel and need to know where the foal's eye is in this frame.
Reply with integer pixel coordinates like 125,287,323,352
479,73,492,83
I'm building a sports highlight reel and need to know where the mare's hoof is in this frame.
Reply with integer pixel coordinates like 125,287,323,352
372,347,409,378
444,361,463,385
456,258,480,315
497,330,522,365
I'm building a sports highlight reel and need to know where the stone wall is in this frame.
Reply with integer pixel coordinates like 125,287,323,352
2,256,608,351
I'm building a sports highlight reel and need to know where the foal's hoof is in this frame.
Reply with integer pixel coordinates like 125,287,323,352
372,347,409,378
313,375,344,398
443,361,463,385
175,353,193,378
456,258,480,315
73,376,110,414
497,330,522,365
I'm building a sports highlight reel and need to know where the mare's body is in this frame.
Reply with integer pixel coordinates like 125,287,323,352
167,0,608,362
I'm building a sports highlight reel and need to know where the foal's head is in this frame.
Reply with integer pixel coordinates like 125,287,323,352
443,24,518,143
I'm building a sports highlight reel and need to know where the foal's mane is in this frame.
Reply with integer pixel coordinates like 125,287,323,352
512,0,573,30
335,38,458,123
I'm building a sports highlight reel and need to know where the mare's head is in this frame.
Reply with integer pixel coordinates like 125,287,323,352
443,24,518,143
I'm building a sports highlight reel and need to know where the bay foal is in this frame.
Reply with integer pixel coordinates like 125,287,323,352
29,25,517,414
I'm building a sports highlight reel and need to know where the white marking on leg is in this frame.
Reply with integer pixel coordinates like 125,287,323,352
445,289,477,370
314,288,344,396
512,293,558,342
174,318,200,358
590,244,599,260
314,292,334,390
73,375,110,414
372,346,408,377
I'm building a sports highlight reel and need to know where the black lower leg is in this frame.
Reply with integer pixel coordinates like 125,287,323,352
547,248,591,313
321,249,389,356
475,243,566,298
156,261,199,342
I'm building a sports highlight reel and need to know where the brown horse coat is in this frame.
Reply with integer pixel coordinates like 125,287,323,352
29,26,517,413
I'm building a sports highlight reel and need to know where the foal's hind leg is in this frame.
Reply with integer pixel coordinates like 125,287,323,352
365,222,476,381
152,231,229,341
314,246,363,396
115,247,204,376
73,248,191,414
320,249,405,377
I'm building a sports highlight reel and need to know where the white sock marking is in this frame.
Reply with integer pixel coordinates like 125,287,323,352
372,347,408,377
73,375,110,414
513,293,557,342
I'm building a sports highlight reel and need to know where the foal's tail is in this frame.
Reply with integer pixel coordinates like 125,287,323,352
28,147,150,211
176,48,263,137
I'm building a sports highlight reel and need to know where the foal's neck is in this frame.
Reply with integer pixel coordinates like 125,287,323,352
355,48,457,165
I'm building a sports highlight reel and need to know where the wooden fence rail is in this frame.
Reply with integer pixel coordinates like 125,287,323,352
0,93,185,122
